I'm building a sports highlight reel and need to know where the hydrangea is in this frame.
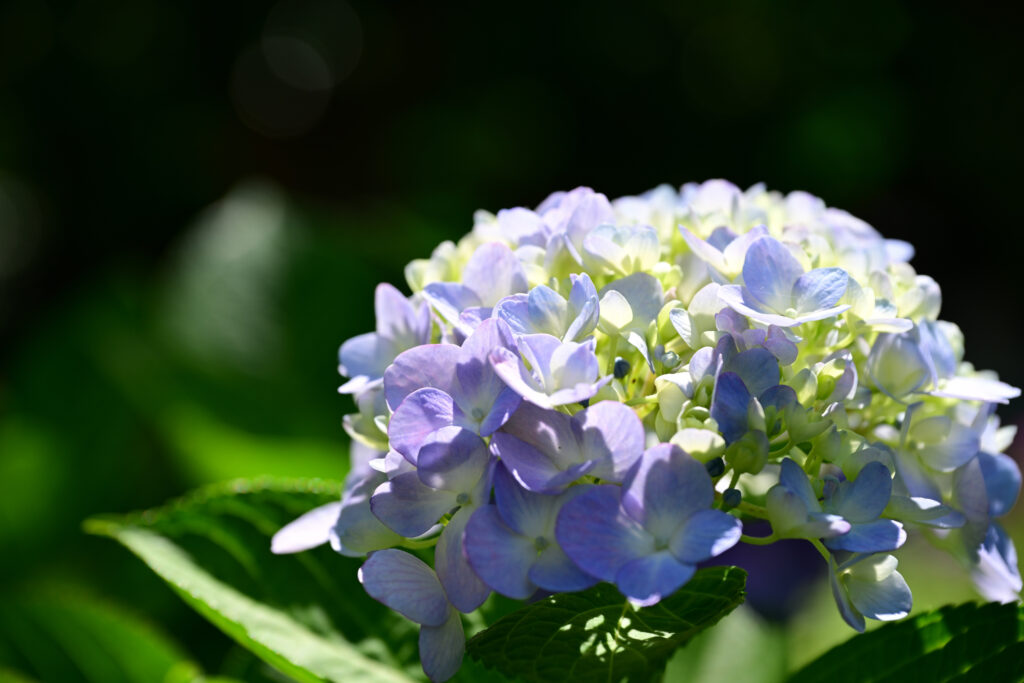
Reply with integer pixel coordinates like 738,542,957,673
273,180,1021,681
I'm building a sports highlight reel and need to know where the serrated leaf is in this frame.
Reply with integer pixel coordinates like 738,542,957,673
467,566,746,682
86,478,419,683
0,588,193,683
788,601,1024,683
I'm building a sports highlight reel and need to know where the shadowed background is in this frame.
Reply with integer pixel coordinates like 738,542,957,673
1,1,1022,680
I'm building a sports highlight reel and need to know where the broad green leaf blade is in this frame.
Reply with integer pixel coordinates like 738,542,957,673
788,602,1024,683
467,566,746,682
0,588,194,683
86,479,418,683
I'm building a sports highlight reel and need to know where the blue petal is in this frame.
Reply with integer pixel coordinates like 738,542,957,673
384,344,460,411
435,509,491,613
389,388,456,463
919,422,980,473
710,372,751,444
358,549,451,626
718,285,800,328
825,519,906,553
722,348,780,398
792,267,848,313
527,285,569,335
577,400,646,481
972,522,1023,602
494,294,532,335
741,236,804,312
977,451,1022,518
778,458,820,512
374,283,431,347
339,332,391,384
529,543,600,593
416,427,493,496
490,431,590,493
370,473,456,537
598,273,664,328
930,376,1021,405
423,282,482,330
478,387,522,437
492,462,559,536
621,444,713,540
332,469,402,557
271,502,341,554
555,485,653,582
615,551,696,607
831,461,893,523
419,609,465,683
829,559,865,632
463,505,537,599
669,508,742,564
455,319,519,416
460,242,528,307
847,565,912,622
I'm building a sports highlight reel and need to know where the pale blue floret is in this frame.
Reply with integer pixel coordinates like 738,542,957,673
717,235,851,327
490,400,645,493
766,458,851,541
422,242,529,336
338,283,432,394
489,334,610,409
494,274,599,342
829,553,912,632
555,444,742,607
679,224,769,280
359,549,465,682
385,318,522,463
463,464,597,599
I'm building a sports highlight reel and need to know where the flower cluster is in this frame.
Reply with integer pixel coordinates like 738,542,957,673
273,181,1022,681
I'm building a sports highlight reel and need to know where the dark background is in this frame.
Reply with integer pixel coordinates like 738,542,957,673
1,1,1022,680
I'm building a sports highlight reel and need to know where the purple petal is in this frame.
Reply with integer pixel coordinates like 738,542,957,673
492,462,558,536
490,430,592,493
741,236,803,312
419,609,465,683
764,326,799,365
417,426,493,496
792,267,848,313
578,400,645,481
389,388,456,463
555,485,653,582
621,444,714,540
455,318,518,414
825,519,907,553
271,502,341,554
710,372,751,444
527,285,569,335
358,549,450,626
460,243,528,307
332,470,402,557
669,508,742,564
370,472,457,537
463,505,537,599
489,347,549,407
496,401,582,468
615,551,696,607
435,509,491,612
384,344,460,411
375,283,431,346
477,387,523,437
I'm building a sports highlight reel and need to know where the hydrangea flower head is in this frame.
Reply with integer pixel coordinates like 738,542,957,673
274,180,1021,679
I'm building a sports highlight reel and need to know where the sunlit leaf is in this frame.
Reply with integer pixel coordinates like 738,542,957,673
467,566,746,682
789,601,1024,683
86,479,419,683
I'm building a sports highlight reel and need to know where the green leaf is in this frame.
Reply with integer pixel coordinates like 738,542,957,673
788,601,1024,683
0,587,194,683
467,566,746,682
86,478,419,683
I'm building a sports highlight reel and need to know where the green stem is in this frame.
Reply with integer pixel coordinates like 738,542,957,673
740,533,777,546
401,536,439,550
809,538,831,563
